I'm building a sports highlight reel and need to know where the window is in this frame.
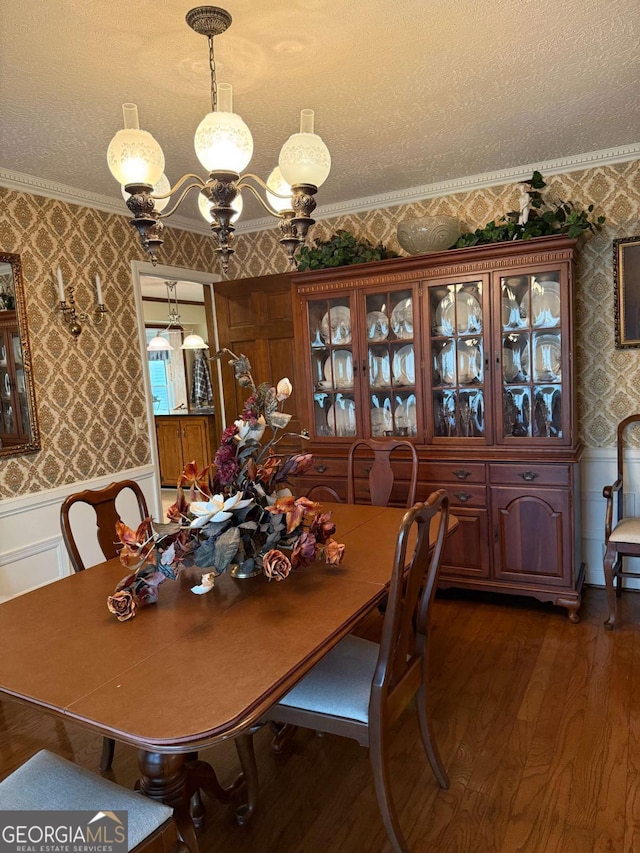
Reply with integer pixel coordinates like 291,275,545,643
145,327,188,414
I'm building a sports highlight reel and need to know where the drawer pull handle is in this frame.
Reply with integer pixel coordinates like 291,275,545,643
453,469,471,480
314,464,328,473
455,492,471,503
364,466,372,474
519,470,539,481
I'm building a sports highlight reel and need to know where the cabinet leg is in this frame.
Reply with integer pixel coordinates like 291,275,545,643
555,594,581,624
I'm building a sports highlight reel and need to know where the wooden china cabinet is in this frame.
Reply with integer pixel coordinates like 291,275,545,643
291,236,584,621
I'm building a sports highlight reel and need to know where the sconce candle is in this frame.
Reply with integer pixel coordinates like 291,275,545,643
95,273,104,305
56,268,65,303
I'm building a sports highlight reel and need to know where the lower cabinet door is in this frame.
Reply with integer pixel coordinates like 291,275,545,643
181,418,210,472
156,419,184,487
439,507,491,580
490,486,572,586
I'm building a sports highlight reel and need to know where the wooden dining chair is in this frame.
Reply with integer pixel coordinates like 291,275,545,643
347,438,419,508
0,750,189,852
261,489,450,853
603,413,640,630
303,483,343,502
60,479,150,573
60,479,149,771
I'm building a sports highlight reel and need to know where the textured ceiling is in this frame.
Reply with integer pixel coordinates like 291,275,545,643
1,0,638,230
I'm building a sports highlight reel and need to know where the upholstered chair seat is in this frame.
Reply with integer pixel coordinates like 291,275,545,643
609,517,640,544
277,635,378,733
0,750,181,852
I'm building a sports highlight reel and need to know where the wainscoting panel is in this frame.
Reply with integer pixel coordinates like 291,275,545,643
0,465,158,601
1,451,639,603
581,446,640,588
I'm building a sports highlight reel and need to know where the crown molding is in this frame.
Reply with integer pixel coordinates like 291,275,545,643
0,167,208,235
1,144,638,237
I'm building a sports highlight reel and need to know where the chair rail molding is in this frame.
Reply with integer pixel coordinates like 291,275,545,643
0,464,157,601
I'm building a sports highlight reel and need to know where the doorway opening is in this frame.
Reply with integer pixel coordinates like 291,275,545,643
130,261,224,518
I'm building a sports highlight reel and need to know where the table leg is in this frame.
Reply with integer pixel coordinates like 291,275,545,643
137,752,199,853
137,749,247,848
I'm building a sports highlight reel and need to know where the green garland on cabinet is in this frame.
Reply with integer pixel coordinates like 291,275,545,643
453,171,606,248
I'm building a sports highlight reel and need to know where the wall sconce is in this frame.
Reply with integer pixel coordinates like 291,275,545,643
55,268,108,341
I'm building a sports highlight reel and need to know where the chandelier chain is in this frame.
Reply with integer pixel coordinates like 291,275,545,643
208,35,217,113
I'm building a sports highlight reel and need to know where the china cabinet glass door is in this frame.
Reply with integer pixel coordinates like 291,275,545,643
498,269,564,441
428,279,486,440
364,288,418,438
306,295,357,438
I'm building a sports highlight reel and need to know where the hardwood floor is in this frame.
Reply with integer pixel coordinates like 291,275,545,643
1,586,638,852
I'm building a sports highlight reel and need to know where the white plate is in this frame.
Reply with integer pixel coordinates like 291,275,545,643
502,340,530,382
370,406,393,436
392,345,415,385
395,395,417,434
531,279,560,327
435,291,482,335
534,333,561,381
366,311,389,342
320,306,351,345
439,341,480,385
324,349,353,388
458,341,481,384
369,352,391,387
390,298,413,340
327,398,356,437
3,374,9,395
501,292,523,328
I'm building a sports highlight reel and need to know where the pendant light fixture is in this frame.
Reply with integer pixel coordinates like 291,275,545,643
146,281,180,352
107,6,331,273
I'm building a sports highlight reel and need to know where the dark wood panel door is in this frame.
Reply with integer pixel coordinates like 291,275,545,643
214,273,302,451
490,486,572,586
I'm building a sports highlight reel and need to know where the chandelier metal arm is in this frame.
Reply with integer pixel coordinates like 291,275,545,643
150,174,207,219
236,175,286,219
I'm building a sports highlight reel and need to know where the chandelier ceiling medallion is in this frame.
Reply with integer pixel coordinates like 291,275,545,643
107,5,331,273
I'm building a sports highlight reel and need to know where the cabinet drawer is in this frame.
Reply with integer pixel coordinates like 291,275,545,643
420,482,486,508
308,457,347,478
420,462,486,484
489,463,570,487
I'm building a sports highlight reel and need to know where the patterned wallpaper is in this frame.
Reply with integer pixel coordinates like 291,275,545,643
0,159,639,498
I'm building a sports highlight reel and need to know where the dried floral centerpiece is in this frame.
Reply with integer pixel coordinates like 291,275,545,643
107,350,345,622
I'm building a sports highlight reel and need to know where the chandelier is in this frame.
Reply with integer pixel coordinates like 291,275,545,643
107,6,331,273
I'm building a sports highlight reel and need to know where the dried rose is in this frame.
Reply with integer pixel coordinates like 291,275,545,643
276,377,293,401
107,589,137,621
262,549,292,582
324,539,345,566
292,532,317,568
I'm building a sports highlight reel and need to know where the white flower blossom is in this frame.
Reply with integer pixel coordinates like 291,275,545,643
276,377,293,401
189,491,253,528
234,415,266,445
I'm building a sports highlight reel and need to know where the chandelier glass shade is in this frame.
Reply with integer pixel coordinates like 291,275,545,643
107,6,331,273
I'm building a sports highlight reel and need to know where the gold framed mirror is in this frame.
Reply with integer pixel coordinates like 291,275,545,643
0,252,40,456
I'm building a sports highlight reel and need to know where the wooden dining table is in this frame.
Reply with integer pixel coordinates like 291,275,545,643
0,502,455,850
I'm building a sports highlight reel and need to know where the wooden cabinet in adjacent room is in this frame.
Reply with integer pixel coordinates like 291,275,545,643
155,415,215,487
290,236,584,621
